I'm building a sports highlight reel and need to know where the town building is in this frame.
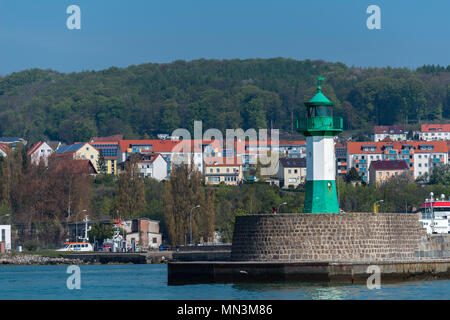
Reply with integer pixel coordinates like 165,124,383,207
347,141,448,183
276,157,307,188
335,142,348,177
0,143,9,157
0,225,11,252
27,141,54,166
0,137,27,148
274,140,306,158
55,143,100,171
119,153,168,180
418,124,450,141
369,160,410,185
122,218,162,250
373,125,407,142
204,157,243,185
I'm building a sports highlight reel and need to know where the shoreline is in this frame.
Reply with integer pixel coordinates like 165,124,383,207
0,254,84,266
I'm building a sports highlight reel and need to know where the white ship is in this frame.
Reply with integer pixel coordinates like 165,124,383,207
419,192,450,234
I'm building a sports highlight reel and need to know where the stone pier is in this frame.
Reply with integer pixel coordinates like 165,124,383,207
168,213,450,284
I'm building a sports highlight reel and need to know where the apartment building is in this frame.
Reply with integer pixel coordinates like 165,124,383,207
419,124,450,141
335,142,348,177
373,125,407,142
347,141,448,183
276,157,306,188
369,160,410,185
55,142,100,171
204,157,243,185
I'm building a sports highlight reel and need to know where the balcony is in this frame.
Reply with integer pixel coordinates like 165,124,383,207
297,116,343,133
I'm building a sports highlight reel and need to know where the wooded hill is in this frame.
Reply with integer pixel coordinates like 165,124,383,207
0,58,449,144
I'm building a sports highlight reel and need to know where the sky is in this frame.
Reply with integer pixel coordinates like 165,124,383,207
0,0,449,75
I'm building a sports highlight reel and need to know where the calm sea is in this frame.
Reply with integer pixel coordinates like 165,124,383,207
0,264,448,300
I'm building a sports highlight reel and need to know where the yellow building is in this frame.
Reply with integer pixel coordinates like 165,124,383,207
276,157,307,188
368,160,410,185
204,158,243,185
55,143,100,172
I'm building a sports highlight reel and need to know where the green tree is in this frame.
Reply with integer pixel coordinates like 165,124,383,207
97,150,107,174
115,154,146,219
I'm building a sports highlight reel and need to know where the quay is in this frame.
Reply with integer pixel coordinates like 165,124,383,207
168,259,450,285
167,213,450,285
64,247,231,264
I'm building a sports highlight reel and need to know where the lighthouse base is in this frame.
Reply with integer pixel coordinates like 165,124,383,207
303,180,339,213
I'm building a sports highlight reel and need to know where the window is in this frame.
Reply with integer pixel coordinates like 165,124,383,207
1,229,4,242
419,164,422,167
153,238,157,244
378,172,382,177
386,172,390,176
288,169,291,174
226,168,230,173
294,169,298,174
216,168,220,173
90,155,94,159
210,169,213,173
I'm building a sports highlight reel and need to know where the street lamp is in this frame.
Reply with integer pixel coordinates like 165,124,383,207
189,205,200,246
276,202,287,214
75,209,87,242
373,200,384,213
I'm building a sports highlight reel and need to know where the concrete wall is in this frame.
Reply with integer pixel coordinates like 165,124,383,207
416,234,450,259
231,213,427,262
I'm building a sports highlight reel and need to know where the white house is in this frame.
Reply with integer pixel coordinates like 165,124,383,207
137,153,168,181
27,141,54,165
0,225,11,252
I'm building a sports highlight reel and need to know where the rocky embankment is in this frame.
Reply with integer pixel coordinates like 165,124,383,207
0,254,83,265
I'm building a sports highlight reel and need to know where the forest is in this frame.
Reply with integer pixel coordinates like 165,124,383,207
0,59,449,144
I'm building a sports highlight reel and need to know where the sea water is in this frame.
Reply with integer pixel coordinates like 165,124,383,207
0,264,448,300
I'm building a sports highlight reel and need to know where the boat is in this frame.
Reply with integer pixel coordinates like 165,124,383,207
419,192,450,234
56,215,93,252
56,242,94,252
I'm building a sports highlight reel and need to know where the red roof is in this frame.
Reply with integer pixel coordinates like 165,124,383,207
119,140,181,153
0,143,9,155
421,124,450,132
374,125,404,134
90,135,123,143
138,153,164,163
369,160,409,171
27,141,46,156
56,159,97,174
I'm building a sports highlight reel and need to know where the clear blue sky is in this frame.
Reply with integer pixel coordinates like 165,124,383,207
0,0,448,75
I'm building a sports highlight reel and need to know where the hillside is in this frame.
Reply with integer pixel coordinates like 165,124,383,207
0,58,449,144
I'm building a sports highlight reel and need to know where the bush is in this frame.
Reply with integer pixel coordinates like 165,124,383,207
23,240,39,251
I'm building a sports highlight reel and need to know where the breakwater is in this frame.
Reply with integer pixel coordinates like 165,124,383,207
168,213,450,284
0,254,83,265
231,213,427,262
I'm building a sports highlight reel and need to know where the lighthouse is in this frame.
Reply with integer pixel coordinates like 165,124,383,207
297,77,343,213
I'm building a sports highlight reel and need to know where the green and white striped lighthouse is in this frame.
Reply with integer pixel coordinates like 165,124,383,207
297,77,343,213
